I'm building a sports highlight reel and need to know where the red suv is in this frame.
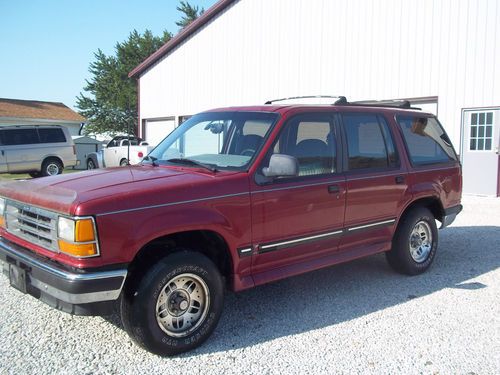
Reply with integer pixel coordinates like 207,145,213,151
0,97,462,356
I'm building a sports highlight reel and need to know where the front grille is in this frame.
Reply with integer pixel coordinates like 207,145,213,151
5,200,59,252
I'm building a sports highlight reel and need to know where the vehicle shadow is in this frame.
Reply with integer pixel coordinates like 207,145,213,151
102,225,500,356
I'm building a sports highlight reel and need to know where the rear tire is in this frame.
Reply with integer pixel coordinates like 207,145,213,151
87,159,96,170
120,159,128,166
120,251,224,356
386,207,438,275
41,158,63,176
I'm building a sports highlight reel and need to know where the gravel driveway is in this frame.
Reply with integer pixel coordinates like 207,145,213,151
1,195,499,374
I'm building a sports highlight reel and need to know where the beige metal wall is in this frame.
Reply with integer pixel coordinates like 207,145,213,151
139,0,500,146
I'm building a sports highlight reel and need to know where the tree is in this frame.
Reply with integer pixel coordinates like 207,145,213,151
176,1,204,29
77,30,172,136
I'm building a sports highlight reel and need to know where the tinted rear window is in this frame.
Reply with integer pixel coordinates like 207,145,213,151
38,128,66,143
396,116,457,166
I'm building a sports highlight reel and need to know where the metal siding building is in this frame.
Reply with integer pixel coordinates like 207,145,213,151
132,0,500,196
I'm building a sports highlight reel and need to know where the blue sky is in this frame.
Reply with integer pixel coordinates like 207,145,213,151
0,0,217,110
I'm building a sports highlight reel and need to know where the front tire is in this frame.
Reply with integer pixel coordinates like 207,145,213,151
386,207,438,275
120,159,129,166
120,251,224,356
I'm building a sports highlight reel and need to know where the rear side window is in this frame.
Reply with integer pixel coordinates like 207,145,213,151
38,128,66,143
0,129,39,145
342,114,399,170
397,116,457,166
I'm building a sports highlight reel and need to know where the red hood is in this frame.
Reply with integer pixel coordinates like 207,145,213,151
0,166,237,216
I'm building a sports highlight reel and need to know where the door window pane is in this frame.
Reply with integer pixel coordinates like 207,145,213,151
343,114,394,170
468,111,493,151
267,115,336,177
1,129,39,145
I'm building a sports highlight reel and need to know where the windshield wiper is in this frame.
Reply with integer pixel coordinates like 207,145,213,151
166,158,218,172
143,155,159,166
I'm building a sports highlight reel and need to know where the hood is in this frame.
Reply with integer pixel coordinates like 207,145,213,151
0,166,191,215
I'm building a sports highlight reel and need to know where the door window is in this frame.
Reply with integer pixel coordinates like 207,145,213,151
469,112,493,151
266,115,337,177
342,114,399,170
0,129,39,145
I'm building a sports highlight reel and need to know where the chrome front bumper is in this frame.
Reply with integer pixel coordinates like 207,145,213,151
0,237,127,315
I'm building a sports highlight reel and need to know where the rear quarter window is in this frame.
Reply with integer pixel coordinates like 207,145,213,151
38,128,66,143
396,116,457,166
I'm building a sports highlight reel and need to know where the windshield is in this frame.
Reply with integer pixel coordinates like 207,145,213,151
147,111,279,170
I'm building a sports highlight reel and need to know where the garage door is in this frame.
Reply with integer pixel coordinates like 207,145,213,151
144,118,176,147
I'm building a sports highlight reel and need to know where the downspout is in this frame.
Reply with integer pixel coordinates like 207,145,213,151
136,78,141,138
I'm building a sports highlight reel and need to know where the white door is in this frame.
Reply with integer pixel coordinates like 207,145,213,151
103,146,120,167
461,108,500,196
144,118,176,147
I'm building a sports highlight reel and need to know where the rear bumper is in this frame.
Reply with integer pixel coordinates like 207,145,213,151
0,237,127,315
440,204,463,228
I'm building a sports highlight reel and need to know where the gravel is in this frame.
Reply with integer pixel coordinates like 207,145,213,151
1,195,499,374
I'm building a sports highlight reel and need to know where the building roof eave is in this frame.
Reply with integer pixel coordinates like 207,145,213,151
128,0,236,79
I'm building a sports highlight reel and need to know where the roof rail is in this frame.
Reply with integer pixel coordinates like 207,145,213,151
264,95,344,105
336,98,421,110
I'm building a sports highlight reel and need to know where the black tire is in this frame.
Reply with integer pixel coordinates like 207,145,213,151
120,251,224,356
87,159,96,170
120,159,129,166
386,207,438,275
41,158,63,176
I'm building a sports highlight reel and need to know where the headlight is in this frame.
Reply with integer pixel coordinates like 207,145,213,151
0,197,5,227
57,216,98,257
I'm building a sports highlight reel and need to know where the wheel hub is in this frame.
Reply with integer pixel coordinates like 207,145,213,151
155,273,210,337
168,290,190,316
409,221,433,263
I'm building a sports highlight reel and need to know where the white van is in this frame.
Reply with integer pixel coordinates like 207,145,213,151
0,125,78,177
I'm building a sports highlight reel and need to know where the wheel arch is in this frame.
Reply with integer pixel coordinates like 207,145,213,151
125,229,234,291
42,155,64,168
399,196,444,225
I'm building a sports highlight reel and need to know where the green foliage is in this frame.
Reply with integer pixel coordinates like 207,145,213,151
77,30,172,136
176,1,204,29
78,2,205,136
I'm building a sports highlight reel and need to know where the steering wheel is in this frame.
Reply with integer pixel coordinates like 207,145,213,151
240,149,255,157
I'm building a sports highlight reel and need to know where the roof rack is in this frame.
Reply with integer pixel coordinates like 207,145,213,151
264,96,421,109
336,98,421,110
264,95,344,105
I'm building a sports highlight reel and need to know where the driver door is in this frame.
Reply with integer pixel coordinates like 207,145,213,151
249,112,346,285
103,140,119,166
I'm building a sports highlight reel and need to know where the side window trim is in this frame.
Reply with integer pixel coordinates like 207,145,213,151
377,114,401,168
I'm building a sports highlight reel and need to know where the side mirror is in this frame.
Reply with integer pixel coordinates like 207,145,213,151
262,154,298,177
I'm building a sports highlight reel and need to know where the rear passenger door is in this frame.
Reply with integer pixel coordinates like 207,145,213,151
339,113,412,254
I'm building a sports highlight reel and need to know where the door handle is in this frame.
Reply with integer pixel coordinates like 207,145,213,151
395,175,405,184
327,184,340,194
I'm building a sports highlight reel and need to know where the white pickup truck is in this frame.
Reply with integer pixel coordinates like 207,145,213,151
85,136,153,169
